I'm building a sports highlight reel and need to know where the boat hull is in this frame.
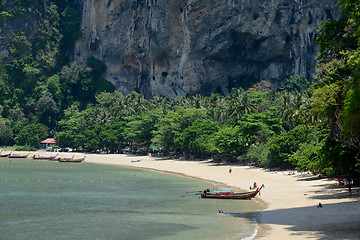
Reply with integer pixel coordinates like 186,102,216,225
201,191,258,200
0,150,11,157
33,156,51,160
9,155,28,158
58,158,84,163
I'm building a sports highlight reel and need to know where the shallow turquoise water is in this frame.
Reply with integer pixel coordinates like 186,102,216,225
0,158,262,240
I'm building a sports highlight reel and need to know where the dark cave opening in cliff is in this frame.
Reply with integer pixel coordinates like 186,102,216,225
228,75,259,91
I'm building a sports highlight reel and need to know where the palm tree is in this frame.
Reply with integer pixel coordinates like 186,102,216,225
241,92,254,115
150,95,170,115
290,94,306,126
301,93,320,145
206,93,224,122
124,91,149,116
280,93,294,129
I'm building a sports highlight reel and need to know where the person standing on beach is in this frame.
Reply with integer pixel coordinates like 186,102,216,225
229,167,232,174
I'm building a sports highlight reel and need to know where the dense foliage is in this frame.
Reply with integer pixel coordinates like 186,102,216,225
314,0,360,177
0,0,359,179
0,0,110,135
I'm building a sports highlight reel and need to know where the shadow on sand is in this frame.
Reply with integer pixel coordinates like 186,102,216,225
227,199,360,239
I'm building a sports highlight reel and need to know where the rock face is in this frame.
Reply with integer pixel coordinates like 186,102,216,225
75,0,339,99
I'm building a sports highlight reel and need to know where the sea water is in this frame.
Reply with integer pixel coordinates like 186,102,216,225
0,158,263,240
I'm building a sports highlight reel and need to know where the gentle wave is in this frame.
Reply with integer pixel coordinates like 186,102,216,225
241,217,259,240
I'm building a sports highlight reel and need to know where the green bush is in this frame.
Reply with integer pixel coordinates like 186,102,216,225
267,125,314,167
246,143,270,166
14,145,37,151
289,143,320,172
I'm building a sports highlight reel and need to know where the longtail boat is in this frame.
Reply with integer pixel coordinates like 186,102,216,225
9,153,29,158
33,153,58,160
0,150,11,157
201,184,264,200
57,155,85,163
48,153,59,161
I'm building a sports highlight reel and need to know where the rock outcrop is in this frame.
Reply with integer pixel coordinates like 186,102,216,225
75,0,339,99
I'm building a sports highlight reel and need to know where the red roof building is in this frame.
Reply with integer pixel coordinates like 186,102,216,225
41,138,56,144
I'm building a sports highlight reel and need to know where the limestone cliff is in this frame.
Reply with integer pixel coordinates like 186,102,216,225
75,0,339,99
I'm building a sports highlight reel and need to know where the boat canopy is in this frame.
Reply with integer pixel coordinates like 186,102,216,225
213,190,233,193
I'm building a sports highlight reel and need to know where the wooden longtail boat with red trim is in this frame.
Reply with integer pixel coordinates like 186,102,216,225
33,153,58,160
0,150,11,157
9,153,29,158
57,155,85,162
201,184,264,200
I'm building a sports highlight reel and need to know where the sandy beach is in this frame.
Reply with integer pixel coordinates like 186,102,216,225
32,152,360,239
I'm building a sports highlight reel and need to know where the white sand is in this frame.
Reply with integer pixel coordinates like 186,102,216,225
33,152,360,239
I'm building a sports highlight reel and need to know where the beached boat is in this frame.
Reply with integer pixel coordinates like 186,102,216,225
57,155,85,163
201,185,264,200
33,155,50,160
33,153,58,160
9,153,29,158
0,150,12,157
48,153,59,161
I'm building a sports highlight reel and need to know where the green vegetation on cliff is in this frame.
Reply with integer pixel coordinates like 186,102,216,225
0,0,114,138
